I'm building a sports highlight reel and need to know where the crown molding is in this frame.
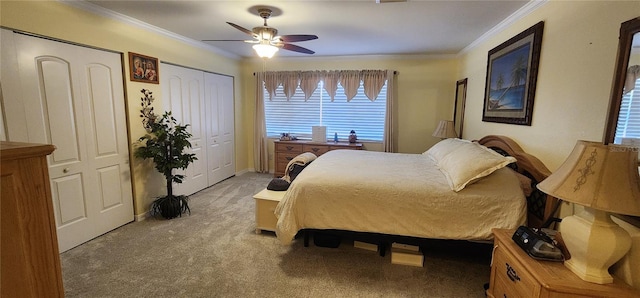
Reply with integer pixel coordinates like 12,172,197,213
459,0,548,55
59,0,240,60
253,53,457,63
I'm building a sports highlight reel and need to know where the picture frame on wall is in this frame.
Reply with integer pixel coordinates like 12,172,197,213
482,21,544,126
453,78,467,138
129,52,159,84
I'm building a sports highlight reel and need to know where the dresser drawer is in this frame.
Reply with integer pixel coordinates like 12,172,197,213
276,152,300,164
490,272,511,298
492,245,539,297
303,144,329,156
276,143,303,153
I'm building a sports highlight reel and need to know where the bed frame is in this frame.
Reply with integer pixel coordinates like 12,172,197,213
477,135,558,229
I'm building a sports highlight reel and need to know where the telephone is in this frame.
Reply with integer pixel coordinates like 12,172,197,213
512,226,564,262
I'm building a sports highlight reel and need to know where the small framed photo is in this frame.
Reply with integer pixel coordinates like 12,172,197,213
129,52,159,84
482,21,544,126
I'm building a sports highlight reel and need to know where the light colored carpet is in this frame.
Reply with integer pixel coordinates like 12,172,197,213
61,172,492,297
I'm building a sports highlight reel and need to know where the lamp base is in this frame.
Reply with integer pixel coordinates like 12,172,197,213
559,207,632,284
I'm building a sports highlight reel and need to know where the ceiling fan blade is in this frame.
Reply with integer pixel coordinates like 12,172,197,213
278,34,318,42
281,43,315,54
226,22,256,38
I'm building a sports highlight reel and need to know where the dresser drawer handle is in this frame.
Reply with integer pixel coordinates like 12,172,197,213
286,157,293,161
286,146,294,151
505,263,520,282
312,148,319,152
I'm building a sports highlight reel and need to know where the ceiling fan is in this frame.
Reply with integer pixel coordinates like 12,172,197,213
203,8,318,58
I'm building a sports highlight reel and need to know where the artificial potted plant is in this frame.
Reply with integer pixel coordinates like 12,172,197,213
134,89,197,219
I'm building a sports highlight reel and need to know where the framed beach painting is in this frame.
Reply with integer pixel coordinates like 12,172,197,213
129,52,159,84
482,21,544,126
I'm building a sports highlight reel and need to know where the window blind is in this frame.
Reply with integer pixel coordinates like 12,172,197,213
264,81,387,141
615,78,640,144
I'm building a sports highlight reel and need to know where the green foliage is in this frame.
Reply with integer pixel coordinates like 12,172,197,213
135,111,197,184
134,89,197,218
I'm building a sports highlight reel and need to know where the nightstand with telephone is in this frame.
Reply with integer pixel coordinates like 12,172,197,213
487,228,639,298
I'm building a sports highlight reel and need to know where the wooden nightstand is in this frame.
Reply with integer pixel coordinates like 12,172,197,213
253,188,285,234
488,229,639,297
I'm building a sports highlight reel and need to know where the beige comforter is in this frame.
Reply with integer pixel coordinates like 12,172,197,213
274,150,527,245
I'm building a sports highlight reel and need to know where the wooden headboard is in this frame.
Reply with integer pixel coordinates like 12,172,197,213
477,135,559,228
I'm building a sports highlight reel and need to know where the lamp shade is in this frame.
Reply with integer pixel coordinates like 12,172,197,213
432,120,458,139
253,44,279,58
537,140,640,216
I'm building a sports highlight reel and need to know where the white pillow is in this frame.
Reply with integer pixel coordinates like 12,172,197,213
424,138,470,163
436,141,516,192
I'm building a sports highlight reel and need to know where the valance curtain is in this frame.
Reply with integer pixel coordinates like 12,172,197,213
300,71,321,100
340,70,361,101
323,70,340,101
280,71,299,100
259,69,389,102
363,70,387,101
253,69,397,170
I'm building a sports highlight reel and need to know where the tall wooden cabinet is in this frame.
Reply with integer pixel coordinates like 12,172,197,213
1,141,64,297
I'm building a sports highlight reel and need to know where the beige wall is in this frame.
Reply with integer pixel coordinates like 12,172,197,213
241,55,459,171
458,0,640,287
458,0,640,170
0,1,244,216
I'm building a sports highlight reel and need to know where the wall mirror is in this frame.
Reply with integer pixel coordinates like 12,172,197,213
604,17,640,146
604,17,640,228
453,78,467,138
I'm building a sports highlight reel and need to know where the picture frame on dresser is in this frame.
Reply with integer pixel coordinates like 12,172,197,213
482,21,544,126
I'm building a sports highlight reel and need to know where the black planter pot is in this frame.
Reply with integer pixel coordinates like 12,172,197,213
152,195,190,219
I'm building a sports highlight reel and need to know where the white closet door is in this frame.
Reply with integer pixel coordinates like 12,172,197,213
204,72,235,184
161,63,207,196
1,30,134,252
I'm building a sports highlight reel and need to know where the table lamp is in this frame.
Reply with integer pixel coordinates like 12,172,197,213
432,120,458,139
537,140,640,284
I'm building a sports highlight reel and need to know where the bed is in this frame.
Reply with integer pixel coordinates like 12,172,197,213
274,135,557,245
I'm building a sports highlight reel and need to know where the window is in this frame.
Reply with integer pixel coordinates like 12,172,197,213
264,81,387,141
614,77,640,144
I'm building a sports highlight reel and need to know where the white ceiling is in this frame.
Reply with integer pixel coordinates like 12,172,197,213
82,0,533,59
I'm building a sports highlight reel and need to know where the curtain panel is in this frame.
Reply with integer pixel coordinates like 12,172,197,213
253,72,269,173
384,69,397,152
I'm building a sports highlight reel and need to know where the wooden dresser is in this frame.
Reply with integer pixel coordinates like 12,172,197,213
274,140,362,177
488,228,639,298
1,141,64,297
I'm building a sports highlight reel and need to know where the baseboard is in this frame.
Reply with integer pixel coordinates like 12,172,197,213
134,211,150,222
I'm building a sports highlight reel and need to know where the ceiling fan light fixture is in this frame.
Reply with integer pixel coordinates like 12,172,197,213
253,43,279,58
